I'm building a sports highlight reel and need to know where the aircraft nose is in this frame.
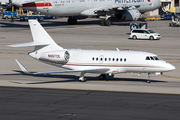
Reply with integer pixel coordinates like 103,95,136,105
166,63,176,71
12,0,23,7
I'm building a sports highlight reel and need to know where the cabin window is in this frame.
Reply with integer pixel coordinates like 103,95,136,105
124,58,126,62
116,58,119,61
109,58,111,61
92,57,94,61
105,58,107,61
100,58,103,61
120,58,122,61
96,58,98,61
112,58,115,61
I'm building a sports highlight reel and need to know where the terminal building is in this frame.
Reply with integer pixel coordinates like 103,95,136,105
149,0,180,16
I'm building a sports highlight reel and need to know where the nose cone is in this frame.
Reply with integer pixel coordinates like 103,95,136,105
166,63,176,71
12,0,23,7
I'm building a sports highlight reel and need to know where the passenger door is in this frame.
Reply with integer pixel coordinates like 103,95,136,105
137,30,144,39
99,55,104,64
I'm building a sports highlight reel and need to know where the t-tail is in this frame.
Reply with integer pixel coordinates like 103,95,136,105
8,20,64,60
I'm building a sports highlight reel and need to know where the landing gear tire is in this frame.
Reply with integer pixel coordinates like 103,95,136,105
68,17,77,25
99,74,106,80
147,80,151,83
132,35,137,40
101,19,111,26
101,19,105,26
79,77,87,82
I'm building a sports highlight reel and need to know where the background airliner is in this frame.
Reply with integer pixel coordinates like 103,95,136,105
9,20,175,83
11,0,161,26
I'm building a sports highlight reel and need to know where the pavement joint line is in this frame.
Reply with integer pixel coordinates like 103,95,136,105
161,74,180,79
0,85,180,95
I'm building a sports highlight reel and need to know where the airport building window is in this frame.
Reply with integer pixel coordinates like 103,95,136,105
175,0,179,7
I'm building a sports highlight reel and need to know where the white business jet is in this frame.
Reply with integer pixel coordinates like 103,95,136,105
11,0,161,26
9,20,175,83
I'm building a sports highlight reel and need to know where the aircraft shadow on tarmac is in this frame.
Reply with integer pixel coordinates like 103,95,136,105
0,19,131,28
1,70,167,84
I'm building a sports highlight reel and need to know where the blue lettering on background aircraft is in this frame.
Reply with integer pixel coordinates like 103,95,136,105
115,0,145,3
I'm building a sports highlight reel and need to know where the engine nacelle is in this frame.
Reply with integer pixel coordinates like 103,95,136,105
40,50,70,64
121,9,141,21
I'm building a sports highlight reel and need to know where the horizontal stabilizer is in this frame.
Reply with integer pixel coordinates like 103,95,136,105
8,41,50,47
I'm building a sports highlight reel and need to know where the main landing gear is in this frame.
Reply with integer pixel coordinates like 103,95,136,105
68,16,77,25
101,18,111,26
100,12,112,26
79,72,87,82
78,73,114,82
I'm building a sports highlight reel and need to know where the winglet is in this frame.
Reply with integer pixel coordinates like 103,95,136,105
15,59,30,74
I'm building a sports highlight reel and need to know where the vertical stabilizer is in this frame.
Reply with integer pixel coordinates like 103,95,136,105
8,20,63,50
29,20,63,49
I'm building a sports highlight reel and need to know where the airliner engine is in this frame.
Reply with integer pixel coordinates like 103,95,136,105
40,50,70,64
116,9,141,21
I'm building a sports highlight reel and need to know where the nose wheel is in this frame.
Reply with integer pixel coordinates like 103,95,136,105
147,73,151,83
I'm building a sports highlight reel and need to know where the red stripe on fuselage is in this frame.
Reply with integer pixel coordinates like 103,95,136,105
22,2,52,7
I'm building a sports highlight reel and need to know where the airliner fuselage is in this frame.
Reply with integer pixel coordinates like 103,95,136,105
12,0,161,25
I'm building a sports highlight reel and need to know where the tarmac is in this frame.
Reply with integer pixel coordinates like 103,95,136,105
0,18,180,94
1,18,180,120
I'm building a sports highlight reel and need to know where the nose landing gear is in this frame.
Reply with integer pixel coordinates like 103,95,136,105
147,73,152,83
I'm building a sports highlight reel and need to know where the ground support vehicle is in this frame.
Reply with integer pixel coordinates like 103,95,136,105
160,12,180,20
169,19,180,27
2,11,17,19
130,22,147,32
19,15,44,21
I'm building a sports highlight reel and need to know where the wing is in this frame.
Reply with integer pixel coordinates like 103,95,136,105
81,3,151,15
15,59,110,75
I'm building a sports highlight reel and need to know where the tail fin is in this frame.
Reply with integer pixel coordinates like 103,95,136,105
8,20,63,50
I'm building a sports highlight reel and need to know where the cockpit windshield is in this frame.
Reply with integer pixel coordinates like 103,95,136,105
146,56,161,60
